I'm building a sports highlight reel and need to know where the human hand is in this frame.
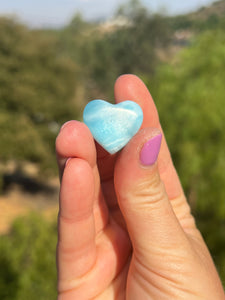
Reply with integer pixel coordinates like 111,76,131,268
56,75,224,299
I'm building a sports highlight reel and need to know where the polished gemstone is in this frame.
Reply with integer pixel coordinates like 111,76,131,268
83,99,143,154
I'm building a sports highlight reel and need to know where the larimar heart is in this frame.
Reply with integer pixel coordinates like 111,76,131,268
83,99,143,154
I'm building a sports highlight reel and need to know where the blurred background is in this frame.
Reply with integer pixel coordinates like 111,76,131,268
0,0,225,298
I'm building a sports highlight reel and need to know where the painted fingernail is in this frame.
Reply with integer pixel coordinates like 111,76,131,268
140,133,162,166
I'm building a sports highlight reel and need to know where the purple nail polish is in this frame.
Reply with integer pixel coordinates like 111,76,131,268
140,134,162,166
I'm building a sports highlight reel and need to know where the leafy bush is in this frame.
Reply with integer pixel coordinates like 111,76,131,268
0,17,79,175
0,214,57,300
149,29,225,283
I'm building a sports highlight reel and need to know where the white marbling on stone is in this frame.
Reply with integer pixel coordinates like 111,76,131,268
83,99,143,154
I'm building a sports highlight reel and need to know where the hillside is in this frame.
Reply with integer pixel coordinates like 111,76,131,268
168,0,225,31
189,0,225,20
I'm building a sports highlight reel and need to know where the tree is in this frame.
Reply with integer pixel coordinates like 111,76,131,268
149,28,225,281
78,0,172,97
0,214,57,300
0,17,78,174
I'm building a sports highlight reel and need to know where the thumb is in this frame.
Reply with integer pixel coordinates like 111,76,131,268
114,128,189,260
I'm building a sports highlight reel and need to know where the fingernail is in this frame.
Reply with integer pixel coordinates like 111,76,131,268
65,157,72,167
60,121,71,131
140,133,162,166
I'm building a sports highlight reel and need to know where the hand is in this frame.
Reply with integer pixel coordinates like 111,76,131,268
56,75,224,299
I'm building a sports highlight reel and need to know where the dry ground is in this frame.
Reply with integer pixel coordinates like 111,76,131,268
0,177,59,235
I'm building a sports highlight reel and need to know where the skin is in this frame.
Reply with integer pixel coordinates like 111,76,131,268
55,75,225,299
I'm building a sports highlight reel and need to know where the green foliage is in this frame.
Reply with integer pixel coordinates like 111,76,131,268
93,3,171,95
0,17,78,174
0,18,77,121
169,1,225,32
0,112,46,162
57,1,171,99
151,29,225,216
0,214,57,300
59,12,95,62
149,29,225,282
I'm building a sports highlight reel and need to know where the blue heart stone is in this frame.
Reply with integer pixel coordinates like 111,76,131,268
83,99,143,154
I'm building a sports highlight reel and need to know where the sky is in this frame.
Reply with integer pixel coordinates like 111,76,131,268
0,0,217,28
